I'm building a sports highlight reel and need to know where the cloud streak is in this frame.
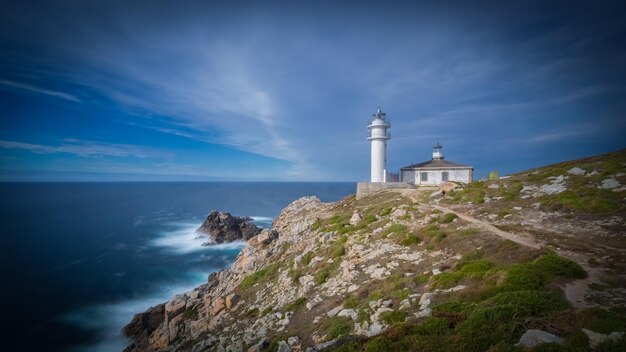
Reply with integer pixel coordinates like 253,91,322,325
0,139,166,158
0,79,80,102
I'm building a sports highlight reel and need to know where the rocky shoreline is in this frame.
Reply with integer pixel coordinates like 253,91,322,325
123,150,626,352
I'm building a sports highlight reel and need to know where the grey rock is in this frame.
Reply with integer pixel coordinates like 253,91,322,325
567,167,586,175
196,211,262,243
582,328,624,349
277,341,292,352
515,329,564,348
601,178,621,189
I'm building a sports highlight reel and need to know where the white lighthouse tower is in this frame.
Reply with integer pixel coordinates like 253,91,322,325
367,107,391,182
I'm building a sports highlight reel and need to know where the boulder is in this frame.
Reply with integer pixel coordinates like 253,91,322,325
349,212,362,225
582,328,624,349
225,293,239,310
277,340,292,352
567,167,586,175
197,211,262,243
210,296,226,316
439,182,458,193
515,329,564,348
601,178,620,189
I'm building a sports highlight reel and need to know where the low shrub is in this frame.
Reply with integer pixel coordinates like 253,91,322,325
380,310,406,325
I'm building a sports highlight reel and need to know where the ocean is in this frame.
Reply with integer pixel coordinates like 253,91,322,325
0,182,355,351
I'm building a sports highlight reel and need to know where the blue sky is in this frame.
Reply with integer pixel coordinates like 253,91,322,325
0,0,625,181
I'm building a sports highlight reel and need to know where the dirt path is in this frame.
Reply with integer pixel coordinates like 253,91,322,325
397,189,596,308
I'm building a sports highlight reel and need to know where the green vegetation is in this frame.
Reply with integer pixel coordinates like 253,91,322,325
329,251,603,352
400,233,421,246
380,310,406,325
343,295,359,309
244,308,259,318
380,207,393,216
421,224,445,241
182,308,198,320
461,228,478,236
300,251,315,266
394,288,410,300
315,269,330,285
382,223,407,237
368,291,384,301
239,262,280,289
439,213,458,224
260,306,273,317
323,317,352,339
285,297,307,312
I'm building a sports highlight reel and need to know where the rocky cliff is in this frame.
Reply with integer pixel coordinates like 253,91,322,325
124,150,626,352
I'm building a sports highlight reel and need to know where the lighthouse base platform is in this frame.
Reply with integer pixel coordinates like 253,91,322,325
356,182,415,199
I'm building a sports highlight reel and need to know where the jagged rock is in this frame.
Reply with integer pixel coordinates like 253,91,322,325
540,176,568,195
123,303,165,340
277,340,292,352
257,229,279,245
225,293,239,310
197,211,262,243
515,329,564,348
211,296,226,316
327,306,342,317
582,328,624,348
287,336,300,348
337,309,358,321
439,182,458,193
488,184,500,189
349,212,362,225
415,308,432,318
568,167,586,175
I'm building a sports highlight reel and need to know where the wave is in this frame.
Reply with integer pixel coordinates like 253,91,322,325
63,272,210,352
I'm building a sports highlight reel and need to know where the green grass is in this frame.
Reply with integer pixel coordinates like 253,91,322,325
324,317,352,339
461,228,478,236
261,306,273,317
383,223,407,237
380,310,406,324
300,251,315,266
394,288,410,300
400,233,422,246
368,291,384,301
380,207,393,216
315,269,330,285
439,213,458,224
182,308,198,320
343,295,359,309
421,224,446,241
285,297,307,312
239,262,280,289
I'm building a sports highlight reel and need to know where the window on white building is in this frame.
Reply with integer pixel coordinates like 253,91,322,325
420,172,428,181
442,172,449,181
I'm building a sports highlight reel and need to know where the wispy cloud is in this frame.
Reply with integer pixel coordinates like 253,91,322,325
0,79,80,102
0,139,166,158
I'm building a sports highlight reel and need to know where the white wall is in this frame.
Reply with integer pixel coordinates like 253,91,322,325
371,140,386,182
402,168,472,185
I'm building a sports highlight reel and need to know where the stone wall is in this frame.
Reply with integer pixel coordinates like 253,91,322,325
356,182,415,199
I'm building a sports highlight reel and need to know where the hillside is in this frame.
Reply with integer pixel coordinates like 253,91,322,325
124,149,626,352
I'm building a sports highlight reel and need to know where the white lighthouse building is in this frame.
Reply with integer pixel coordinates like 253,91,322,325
367,107,391,182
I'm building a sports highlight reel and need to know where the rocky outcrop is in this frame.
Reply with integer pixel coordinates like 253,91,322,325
196,211,262,243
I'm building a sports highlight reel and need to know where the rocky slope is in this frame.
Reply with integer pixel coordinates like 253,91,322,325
124,150,626,352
